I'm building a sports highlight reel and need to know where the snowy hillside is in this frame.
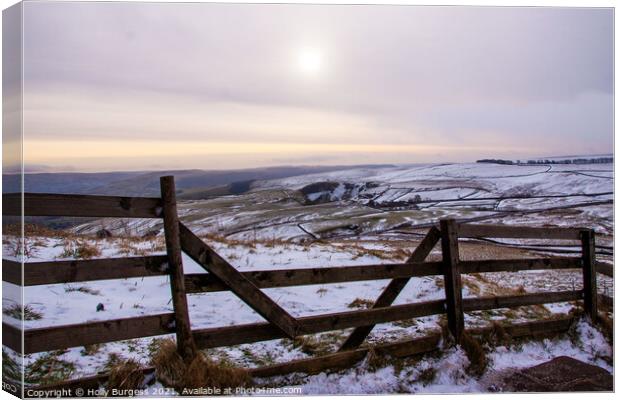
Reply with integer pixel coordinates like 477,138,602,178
2,161,614,392
73,162,613,251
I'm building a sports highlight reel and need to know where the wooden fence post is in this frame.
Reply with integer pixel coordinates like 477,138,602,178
440,219,464,344
580,229,597,320
160,176,197,361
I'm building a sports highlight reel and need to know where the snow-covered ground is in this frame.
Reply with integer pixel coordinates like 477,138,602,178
268,320,612,394
2,162,614,392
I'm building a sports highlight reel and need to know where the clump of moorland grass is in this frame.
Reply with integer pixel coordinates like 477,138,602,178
347,298,375,309
473,321,511,346
64,285,101,296
460,333,488,376
81,343,104,356
412,365,438,386
3,304,43,320
106,359,146,391
151,339,185,388
183,353,251,391
363,348,391,372
151,339,251,393
60,239,101,259
25,351,76,386
2,350,21,383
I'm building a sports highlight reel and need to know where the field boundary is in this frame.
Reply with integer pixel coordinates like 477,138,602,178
23,315,577,394
1,176,611,390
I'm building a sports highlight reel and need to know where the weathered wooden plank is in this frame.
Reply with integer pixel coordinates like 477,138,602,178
2,322,22,353
251,334,441,378
194,321,280,349
22,313,175,354
1,193,21,217
441,219,464,344
596,261,613,278
598,294,613,311
179,223,300,338
252,348,367,378
184,261,444,293
339,226,441,351
3,193,163,218
463,290,582,312
7,257,572,291
467,315,575,338
580,229,598,319
459,257,582,274
182,257,581,294
2,259,22,286
458,223,582,240
160,176,197,361
374,333,441,357
503,317,575,337
298,299,445,334
3,256,169,286
194,299,445,349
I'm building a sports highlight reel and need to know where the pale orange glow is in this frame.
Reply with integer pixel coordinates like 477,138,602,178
27,140,525,161
22,138,536,172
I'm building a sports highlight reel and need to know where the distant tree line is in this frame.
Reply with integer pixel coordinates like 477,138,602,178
477,159,515,165
477,157,613,165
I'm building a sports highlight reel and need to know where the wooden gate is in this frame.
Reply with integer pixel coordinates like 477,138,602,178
2,176,611,391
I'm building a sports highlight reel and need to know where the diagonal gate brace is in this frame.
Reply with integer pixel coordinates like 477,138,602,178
339,226,441,351
179,223,300,338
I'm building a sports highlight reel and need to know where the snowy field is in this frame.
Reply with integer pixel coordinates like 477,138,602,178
2,162,614,392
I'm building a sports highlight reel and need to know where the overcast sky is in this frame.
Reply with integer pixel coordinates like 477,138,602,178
17,2,614,172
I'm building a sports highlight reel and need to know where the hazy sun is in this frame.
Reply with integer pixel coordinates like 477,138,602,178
298,48,323,75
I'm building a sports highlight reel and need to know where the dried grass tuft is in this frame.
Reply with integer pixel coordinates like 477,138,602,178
460,333,488,376
183,353,251,390
347,298,375,309
107,359,145,391
151,339,186,389
485,321,511,345
364,348,390,372
436,319,453,348
152,339,251,393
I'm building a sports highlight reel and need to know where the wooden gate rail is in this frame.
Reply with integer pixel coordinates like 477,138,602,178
1,259,584,354
2,256,169,286
3,313,176,354
596,261,613,277
463,290,582,311
2,193,163,218
188,256,604,292
184,256,581,293
457,223,583,240
4,257,583,289
184,261,443,292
